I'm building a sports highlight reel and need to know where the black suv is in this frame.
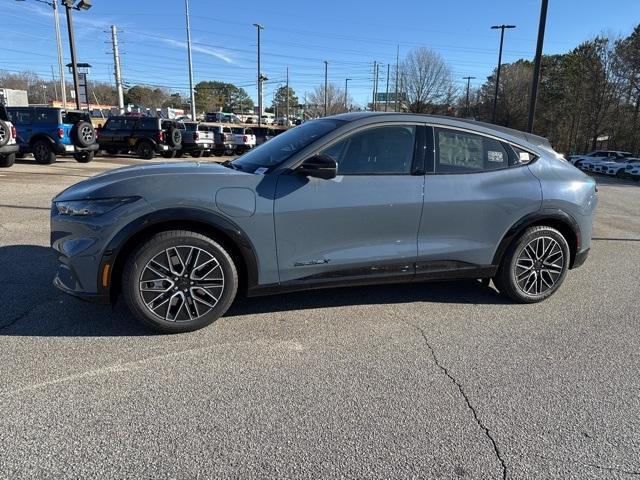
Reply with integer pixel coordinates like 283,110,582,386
97,116,183,159
7,107,98,164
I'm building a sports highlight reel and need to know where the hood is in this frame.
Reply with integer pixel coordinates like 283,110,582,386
54,161,247,201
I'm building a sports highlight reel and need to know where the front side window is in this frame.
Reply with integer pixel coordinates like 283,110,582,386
434,128,510,173
320,125,416,175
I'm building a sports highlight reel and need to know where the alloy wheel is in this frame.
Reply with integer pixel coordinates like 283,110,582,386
139,245,225,322
80,125,94,143
514,236,564,296
0,125,6,144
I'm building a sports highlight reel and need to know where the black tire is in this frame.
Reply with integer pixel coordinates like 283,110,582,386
32,140,56,164
161,150,176,159
167,127,182,147
0,153,15,168
494,226,570,303
137,141,155,160
0,120,10,147
73,151,94,163
71,121,96,148
106,148,119,156
191,150,203,158
122,230,238,334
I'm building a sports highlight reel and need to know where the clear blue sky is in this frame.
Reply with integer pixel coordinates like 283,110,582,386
2,0,639,107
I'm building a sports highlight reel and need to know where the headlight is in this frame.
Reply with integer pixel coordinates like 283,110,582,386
54,197,140,217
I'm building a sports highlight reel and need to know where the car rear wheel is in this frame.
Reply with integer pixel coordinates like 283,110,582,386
73,151,94,163
0,153,15,168
494,226,570,303
137,141,155,160
122,230,238,333
32,140,56,164
0,121,10,147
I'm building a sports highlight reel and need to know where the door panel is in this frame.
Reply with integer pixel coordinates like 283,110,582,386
274,174,424,283
419,127,542,268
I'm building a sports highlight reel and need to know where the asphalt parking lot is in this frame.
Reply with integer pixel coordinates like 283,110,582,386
0,156,639,479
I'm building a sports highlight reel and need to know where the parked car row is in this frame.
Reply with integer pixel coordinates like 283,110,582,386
0,105,296,166
568,149,640,181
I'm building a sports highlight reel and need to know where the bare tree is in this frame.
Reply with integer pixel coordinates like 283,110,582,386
400,47,454,113
306,83,353,117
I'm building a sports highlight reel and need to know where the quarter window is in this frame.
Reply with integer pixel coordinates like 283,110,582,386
321,125,416,175
434,128,510,173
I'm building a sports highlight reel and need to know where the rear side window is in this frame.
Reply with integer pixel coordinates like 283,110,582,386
62,111,89,124
103,118,123,130
434,128,511,173
7,108,31,124
34,108,59,123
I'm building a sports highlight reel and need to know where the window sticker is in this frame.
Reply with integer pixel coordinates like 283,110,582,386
254,167,269,175
487,150,504,163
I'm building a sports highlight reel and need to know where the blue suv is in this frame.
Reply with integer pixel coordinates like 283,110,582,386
7,107,98,164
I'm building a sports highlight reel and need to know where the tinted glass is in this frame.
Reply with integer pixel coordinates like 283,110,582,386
62,111,89,124
103,118,122,130
434,128,511,173
33,108,59,123
7,108,32,124
232,119,344,173
321,125,416,175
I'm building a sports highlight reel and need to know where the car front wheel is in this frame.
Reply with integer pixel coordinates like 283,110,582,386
123,230,238,333
494,226,570,303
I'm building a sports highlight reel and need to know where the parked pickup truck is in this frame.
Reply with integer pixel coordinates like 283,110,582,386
201,123,235,156
231,127,256,154
178,121,214,158
0,104,19,168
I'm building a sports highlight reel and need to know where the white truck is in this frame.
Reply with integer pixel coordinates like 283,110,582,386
0,104,19,167
231,127,256,154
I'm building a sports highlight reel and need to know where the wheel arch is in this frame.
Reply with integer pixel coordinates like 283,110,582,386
28,134,56,147
101,208,259,303
492,209,581,269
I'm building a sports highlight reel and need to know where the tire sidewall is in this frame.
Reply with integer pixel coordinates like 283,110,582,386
33,141,55,164
124,232,238,333
0,120,9,147
0,153,15,168
504,226,570,303
73,121,96,148
137,141,154,159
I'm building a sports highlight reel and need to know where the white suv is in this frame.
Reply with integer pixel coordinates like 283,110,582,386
0,105,18,168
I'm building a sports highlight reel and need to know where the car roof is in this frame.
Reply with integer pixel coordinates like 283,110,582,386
329,112,553,151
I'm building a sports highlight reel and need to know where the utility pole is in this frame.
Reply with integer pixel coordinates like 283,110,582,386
371,61,377,111
52,0,66,108
385,63,390,112
323,60,328,116
463,76,476,117
527,0,548,133
286,67,289,121
394,45,399,112
110,25,125,114
253,23,264,126
184,0,196,120
50,65,59,102
374,63,380,111
344,77,351,112
491,24,516,123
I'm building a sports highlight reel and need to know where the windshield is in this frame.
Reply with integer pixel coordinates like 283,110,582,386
232,119,345,173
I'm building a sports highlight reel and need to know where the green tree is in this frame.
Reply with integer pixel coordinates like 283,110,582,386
194,81,253,114
271,86,298,117
124,85,170,109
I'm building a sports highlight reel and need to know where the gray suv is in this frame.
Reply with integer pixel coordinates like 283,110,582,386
51,113,598,333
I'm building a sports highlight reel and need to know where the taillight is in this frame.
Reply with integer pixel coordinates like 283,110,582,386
57,128,64,139
243,135,248,143
11,126,16,139
194,132,199,141
157,131,165,142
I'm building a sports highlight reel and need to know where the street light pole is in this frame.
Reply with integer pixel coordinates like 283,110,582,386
463,76,476,117
527,0,549,133
62,0,81,109
323,60,328,116
184,0,196,120
253,23,264,126
491,24,516,123
344,78,351,112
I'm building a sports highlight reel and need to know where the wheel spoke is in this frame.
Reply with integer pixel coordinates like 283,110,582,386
516,235,565,296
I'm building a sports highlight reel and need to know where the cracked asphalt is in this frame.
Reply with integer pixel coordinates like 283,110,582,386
1,156,639,479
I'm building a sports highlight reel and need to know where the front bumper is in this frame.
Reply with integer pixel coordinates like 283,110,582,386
0,144,19,155
53,270,110,304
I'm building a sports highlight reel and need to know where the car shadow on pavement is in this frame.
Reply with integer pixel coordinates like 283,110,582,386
0,244,508,337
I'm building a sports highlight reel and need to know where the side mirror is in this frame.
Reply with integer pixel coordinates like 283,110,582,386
296,154,337,180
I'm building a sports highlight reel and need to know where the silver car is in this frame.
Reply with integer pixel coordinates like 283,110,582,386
51,113,598,333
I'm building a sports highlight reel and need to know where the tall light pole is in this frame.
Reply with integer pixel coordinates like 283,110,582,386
61,0,93,110
491,24,516,123
253,23,264,126
463,76,476,117
110,25,124,114
527,0,549,133
344,78,351,112
16,0,67,108
323,60,328,116
184,0,196,120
